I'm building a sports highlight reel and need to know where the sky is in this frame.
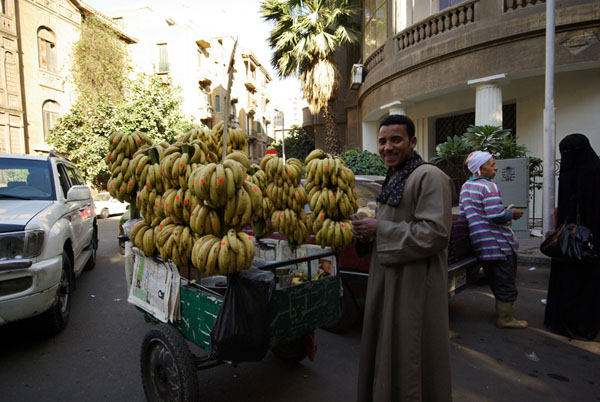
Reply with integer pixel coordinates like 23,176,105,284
85,0,303,107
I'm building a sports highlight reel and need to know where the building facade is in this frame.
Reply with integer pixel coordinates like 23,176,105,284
104,7,273,162
304,0,599,222
0,0,23,154
0,0,134,155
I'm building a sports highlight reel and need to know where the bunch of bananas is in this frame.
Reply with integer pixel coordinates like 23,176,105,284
304,149,356,190
303,149,359,251
260,155,303,187
129,220,158,257
307,186,357,220
156,218,197,269
189,204,222,237
136,186,162,226
212,121,249,159
131,144,167,194
188,152,253,208
266,182,308,211
106,131,153,202
178,127,218,156
270,209,311,244
247,163,266,190
312,218,354,252
159,188,200,225
160,140,217,190
191,229,254,276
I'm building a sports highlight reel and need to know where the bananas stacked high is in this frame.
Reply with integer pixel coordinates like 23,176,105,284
247,163,266,190
191,229,254,276
129,220,158,257
106,131,153,202
212,121,249,159
260,154,310,244
179,127,219,156
187,151,261,275
131,143,168,194
188,152,262,226
160,140,218,190
304,149,358,251
155,218,197,269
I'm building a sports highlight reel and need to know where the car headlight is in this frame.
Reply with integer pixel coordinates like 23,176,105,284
0,230,45,260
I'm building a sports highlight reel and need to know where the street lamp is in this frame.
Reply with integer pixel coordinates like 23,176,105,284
274,108,286,162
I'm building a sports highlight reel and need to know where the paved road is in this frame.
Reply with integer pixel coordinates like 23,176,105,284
1,217,598,402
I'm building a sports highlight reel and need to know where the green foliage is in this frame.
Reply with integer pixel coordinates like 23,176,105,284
340,149,387,176
431,125,532,198
72,16,128,105
48,74,193,189
272,126,315,162
115,74,195,144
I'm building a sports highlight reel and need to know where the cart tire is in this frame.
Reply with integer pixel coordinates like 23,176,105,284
140,323,199,402
321,278,359,333
272,334,310,363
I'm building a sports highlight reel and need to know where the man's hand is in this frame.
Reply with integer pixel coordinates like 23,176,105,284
352,218,378,241
509,207,524,220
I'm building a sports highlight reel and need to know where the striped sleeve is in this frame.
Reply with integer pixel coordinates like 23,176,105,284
482,182,512,223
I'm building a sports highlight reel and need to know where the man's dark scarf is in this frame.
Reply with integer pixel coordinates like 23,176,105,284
377,152,424,207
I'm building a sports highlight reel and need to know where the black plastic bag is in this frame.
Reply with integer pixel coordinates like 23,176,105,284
209,268,276,362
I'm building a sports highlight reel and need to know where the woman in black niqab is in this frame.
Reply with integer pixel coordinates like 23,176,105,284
544,133,600,341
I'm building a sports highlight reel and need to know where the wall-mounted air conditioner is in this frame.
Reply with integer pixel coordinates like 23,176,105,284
350,64,363,90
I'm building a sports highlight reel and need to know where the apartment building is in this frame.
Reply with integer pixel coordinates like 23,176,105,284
104,6,274,162
0,0,134,154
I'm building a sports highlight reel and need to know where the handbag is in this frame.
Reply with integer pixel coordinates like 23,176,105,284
540,208,599,263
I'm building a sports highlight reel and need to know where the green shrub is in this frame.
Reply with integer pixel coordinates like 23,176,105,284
340,149,387,176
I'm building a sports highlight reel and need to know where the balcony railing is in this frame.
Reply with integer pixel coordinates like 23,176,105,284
504,0,545,12
395,0,479,53
364,44,385,73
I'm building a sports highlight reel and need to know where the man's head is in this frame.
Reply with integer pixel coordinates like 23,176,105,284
378,115,417,169
466,151,497,179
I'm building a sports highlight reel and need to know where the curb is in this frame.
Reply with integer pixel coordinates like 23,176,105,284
518,254,551,266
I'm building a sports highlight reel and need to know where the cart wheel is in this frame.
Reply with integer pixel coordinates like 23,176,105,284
140,323,199,402
272,333,313,363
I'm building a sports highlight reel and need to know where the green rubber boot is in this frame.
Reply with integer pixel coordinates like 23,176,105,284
496,300,528,329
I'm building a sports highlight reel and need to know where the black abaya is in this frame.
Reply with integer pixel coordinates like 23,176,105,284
544,134,600,341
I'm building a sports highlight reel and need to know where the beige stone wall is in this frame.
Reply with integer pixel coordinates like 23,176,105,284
346,0,600,161
20,0,81,153
0,0,24,154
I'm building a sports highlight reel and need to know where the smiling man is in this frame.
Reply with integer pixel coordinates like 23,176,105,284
354,115,454,402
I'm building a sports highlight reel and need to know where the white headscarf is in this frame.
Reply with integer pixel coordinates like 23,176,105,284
466,151,493,175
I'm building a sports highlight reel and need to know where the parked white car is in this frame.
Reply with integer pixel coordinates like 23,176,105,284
0,153,97,335
93,192,128,219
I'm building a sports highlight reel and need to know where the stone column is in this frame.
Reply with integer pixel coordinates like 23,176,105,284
380,100,413,116
467,74,507,126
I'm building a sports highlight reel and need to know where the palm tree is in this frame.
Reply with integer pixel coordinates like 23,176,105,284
260,0,359,155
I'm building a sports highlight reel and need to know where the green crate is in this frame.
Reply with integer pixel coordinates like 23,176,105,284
173,275,341,352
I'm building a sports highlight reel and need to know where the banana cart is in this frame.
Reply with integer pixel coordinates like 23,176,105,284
130,247,341,402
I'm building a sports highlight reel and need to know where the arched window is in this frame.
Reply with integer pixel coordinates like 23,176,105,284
38,27,58,73
42,100,60,139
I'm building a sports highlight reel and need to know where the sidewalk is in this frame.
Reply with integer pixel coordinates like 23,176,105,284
516,235,550,266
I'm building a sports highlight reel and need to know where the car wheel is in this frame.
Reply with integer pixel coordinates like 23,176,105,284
141,324,199,402
100,208,110,219
84,226,98,271
38,251,72,336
